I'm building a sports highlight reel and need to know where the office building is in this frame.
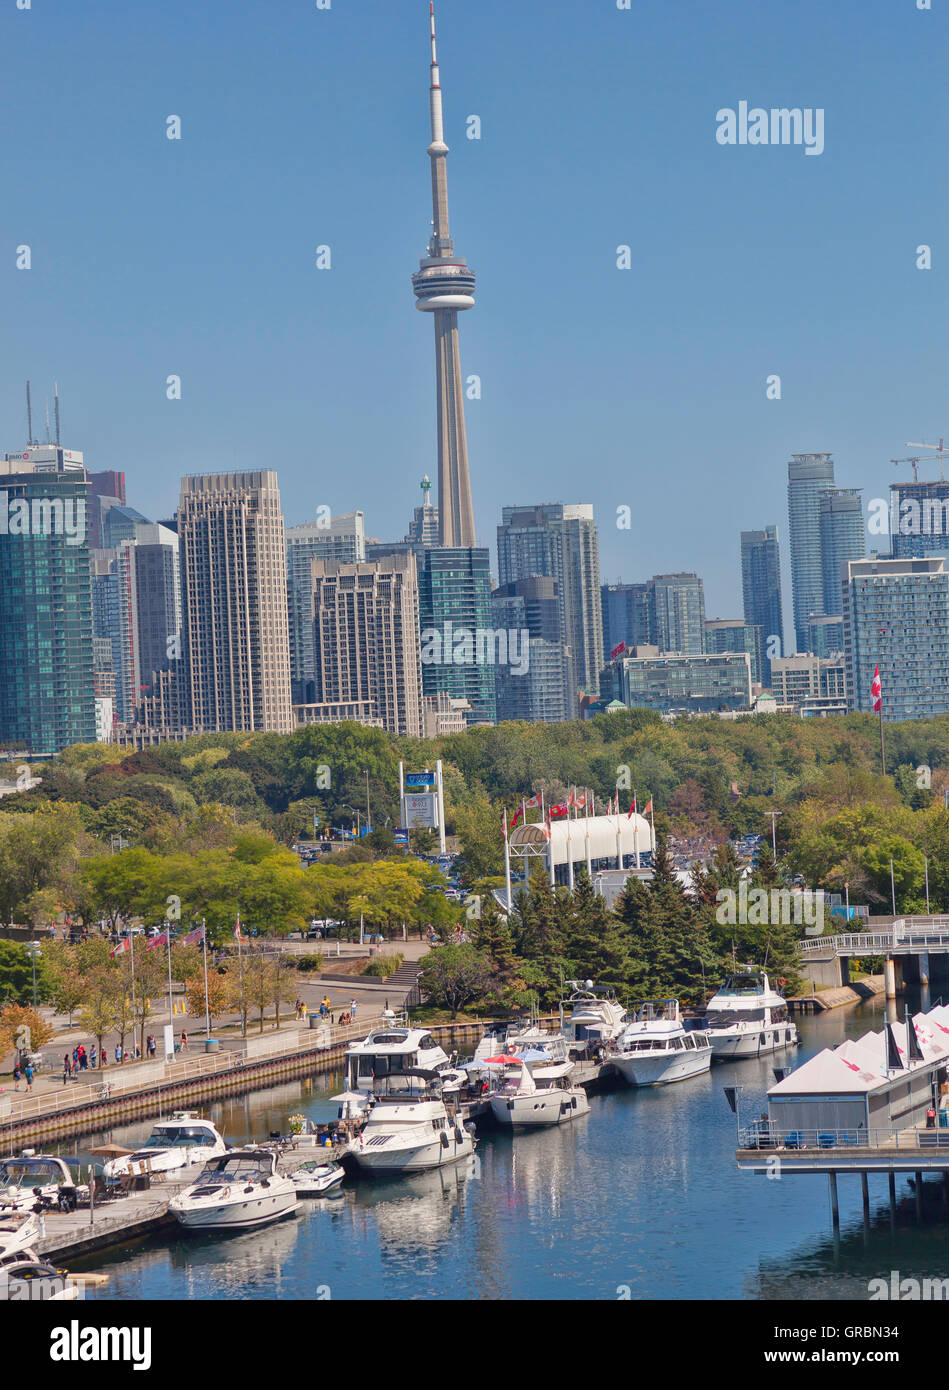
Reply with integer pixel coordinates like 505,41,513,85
600,646,752,715
307,553,423,737
492,576,571,723
819,488,865,616
806,614,844,659
286,511,366,701
787,452,835,652
651,573,706,656
601,582,651,657
132,523,182,709
843,556,949,721
740,525,784,686
87,469,127,549
771,653,847,716
419,546,496,724
178,470,293,734
705,618,761,684
890,479,949,560
0,468,96,753
497,502,603,700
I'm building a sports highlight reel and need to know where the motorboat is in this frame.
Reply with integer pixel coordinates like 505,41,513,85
287,1159,345,1196
348,1071,475,1175
0,1250,79,1300
0,1152,82,1213
345,1027,452,1094
0,1209,43,1258
703,971,799,1061
507,1028,570,1066
169,1148,298,1231
611,1000,712,1086
471,1018,544,1065
561,980,628,1055
103,1112,226,1179
486,1054,590,1128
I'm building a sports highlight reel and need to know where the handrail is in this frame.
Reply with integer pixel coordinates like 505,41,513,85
0,1014,385,1133
739,1123,949,1151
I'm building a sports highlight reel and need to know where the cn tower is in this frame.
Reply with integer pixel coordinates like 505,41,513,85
411,3,477,548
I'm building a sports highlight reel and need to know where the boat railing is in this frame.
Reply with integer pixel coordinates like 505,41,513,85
739,1123,949,1151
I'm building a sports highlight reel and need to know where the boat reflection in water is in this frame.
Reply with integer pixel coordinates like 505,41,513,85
350,1154,480,1249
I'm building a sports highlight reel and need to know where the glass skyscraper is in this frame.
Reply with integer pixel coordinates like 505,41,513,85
650,573,706,655
740,525,784,687
601,582,651,656
0,470,96,753
819,488,865,616
889,479,949,560
787,452,835,652
419,546,496,724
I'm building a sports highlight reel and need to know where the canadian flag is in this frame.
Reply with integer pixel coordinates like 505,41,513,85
642,798,653,816
627,796,637,820
110,936,131,959
871,665,882,714
234,914,244,942
568,789,587,810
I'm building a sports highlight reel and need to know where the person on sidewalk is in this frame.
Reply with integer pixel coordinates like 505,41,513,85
90,1047,97,1069
12,1062,21,1092
24,1063,34,1091
62,1058,70,1086
180,1030,189,1051
350,999,357,1021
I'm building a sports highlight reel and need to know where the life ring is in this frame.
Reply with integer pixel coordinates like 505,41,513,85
778,977,786,988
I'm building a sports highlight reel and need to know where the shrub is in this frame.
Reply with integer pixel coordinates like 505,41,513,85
363,952,403,979
295,953,325,973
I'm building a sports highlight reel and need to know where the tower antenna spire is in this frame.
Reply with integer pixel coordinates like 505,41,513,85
45,395,51,445
26,381,33,447
54,380,61,446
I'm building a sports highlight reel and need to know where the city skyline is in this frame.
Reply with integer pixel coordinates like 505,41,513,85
3,0,946,620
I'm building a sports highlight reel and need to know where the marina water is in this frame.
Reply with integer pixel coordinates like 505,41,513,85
54,997,949,1300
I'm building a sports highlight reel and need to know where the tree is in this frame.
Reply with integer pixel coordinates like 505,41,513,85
0,940,47,1006
409,827,437,856
418,943,494,1018
184,971,230,1028
0,1002,53,1059
41,942,85,1022
563,870,630,985
77,968,121,1065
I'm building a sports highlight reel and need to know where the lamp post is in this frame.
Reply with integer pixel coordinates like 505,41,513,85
363,769,371,833
26,940,41,1009
767,810,782,857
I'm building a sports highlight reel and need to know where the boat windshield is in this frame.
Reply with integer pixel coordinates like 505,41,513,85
0,1161,65,1189
199,1157,269,1183
143,1126,215,1148
706,1008,765,1026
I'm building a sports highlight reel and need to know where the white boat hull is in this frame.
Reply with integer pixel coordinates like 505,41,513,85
172,1190,298,1230
612,1047,712,1087
350,1132,474,1175
491,1088,590,1128
708,1024,799,1061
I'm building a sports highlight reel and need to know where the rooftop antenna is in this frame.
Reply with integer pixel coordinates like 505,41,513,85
25,381,33,446
45,396,51,445
54,381,61,446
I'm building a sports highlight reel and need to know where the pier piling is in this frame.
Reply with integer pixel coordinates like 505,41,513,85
828,1171,839,1231
915,1172,924,1221
861,1171,870,1228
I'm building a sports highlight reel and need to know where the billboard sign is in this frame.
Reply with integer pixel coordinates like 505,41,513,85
405,772,434,787
403,792,438,829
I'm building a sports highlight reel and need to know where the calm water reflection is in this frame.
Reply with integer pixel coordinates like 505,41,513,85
53,994,949,1300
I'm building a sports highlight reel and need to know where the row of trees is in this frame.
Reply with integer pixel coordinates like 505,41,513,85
419,839,805,1017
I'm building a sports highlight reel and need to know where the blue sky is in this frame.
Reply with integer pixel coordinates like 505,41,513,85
1,0,947,622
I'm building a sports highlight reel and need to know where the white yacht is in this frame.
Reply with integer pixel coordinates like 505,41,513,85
487,1054,590,1128
345,1026,452,1094
0,1209,43,1259
703,971,799,1061
169,1148,298,1231
507,1028,570,1066
561,981,628,1055
0,1153,81,1212
348,1072,475,1175
611,1000,712,1087
103,1112,226,1179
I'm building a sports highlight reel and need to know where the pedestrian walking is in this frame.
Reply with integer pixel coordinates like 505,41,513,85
24,1063,34,1091
350,998,357,1021
62,1059,70,1086
114,1044,122,1065
146,1035,156,1058
12,1062,21,1092
180,1030,189,1051
90,1047,97,1069
78,1046,88,1071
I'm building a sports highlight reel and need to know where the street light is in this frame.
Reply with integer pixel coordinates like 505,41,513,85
363,769,371,833
767,810,782,857
26,940,42,1009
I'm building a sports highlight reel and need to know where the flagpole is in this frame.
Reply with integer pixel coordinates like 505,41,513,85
201,919,210,1038
566,807,574,892
880,701,886,776
503,809,512,911
585,796,592,879
236,914,245,1039
166,927,174,1037
129,928,137,1042
633,790,640,870
649,795,656,857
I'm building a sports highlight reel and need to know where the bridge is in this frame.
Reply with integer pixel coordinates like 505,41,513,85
798,917,949,997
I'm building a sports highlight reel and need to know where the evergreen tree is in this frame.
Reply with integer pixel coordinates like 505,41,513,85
562,869,629,986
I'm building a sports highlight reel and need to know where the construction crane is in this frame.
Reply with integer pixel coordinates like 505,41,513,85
891,453,924,481
893,439,949,484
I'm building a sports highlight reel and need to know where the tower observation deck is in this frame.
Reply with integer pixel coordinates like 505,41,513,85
411,3,477,549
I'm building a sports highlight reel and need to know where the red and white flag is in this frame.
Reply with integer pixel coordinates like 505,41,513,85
610,640,627,661
146,929,168,952
871,665,882,714
234,914,244,942
110,936,131,959
627,795,638,820
184,923,205,946
642,797,653,816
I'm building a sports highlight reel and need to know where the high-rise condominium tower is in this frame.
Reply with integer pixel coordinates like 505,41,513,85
787,452,835,652
740,526,784,687
819,488,864,617
411,4,477,548
178,471,292,734
497,503,604,699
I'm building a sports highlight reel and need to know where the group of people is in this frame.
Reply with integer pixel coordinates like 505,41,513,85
292,996,359,1025
61,1045,91,1082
